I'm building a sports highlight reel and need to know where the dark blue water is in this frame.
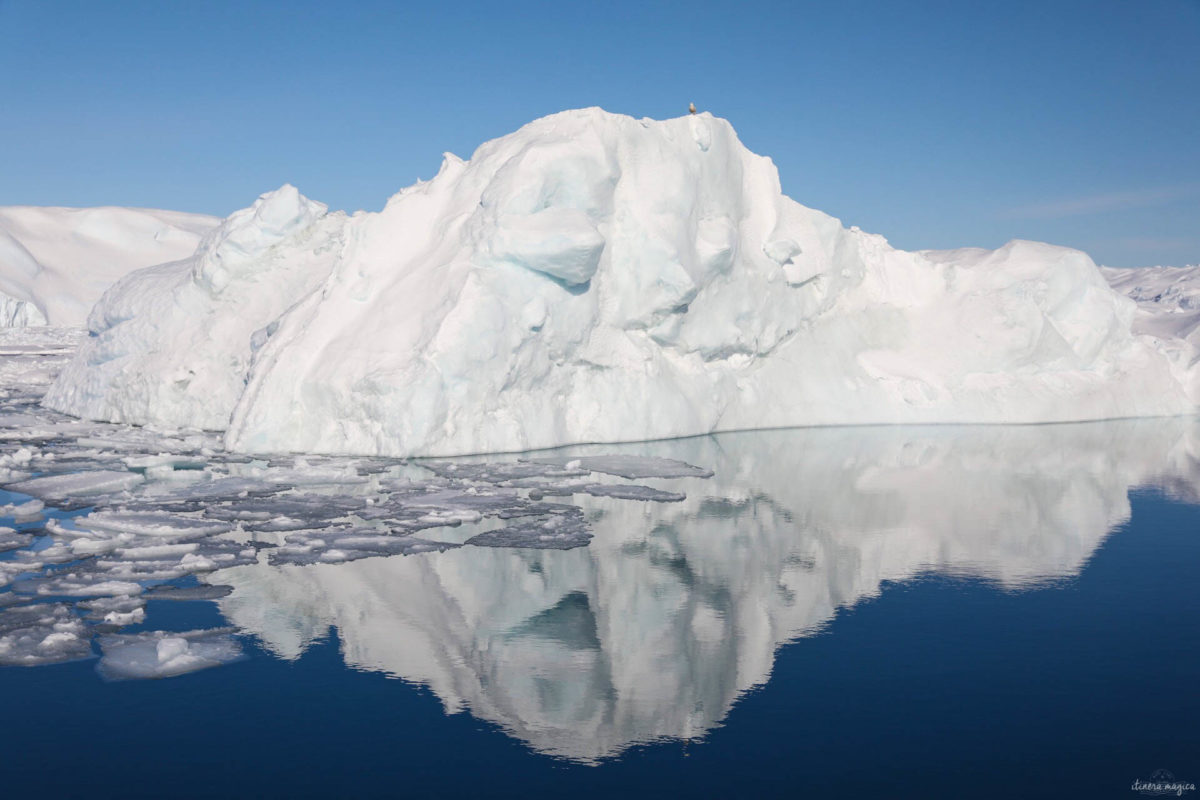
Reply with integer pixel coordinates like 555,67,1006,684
3,422,1199,799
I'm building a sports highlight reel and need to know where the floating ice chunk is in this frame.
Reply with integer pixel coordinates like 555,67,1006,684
271,527,460,566
202,495,365,523
529,455,713,480
6,470,144,500
102,607,145,626
68,536,122,557
136,476,284,504
74,511,234,539
526,482,685,502
466,510,591,550
144,584,233,601
112,542,199,560
580,483,686,502
1,560,40,589
0,497,44,520
0,602,92,666
77,594,147,624
495,500,585,519
44,516,110,540
96,628,245,680
123,453,207,472
420,461,589,482
26,575,144,597
0,525,32,552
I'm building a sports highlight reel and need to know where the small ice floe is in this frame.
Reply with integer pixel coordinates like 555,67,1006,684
528,454,713,480
239,456,370,488
527,482,686,502
0,558,42,589
270,527,460,566
0,497,44,521
0,525,33,552
203,495,366,526
0,602,93,666
96,628,245,680
6,470,144,501
421,461,588,483
144,584,234,601
466,509,591,550
579,483,686,502
72,510,234,540
122,453,208,472
77,595,147,626
21,573,144,598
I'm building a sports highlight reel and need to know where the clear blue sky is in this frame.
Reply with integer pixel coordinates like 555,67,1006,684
1,0,1197,266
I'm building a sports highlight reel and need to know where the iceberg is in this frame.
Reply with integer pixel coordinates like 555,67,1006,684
0,205,219,326
44,108,1200,457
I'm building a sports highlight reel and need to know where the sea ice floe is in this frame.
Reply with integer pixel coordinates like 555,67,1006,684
73,511,235,539
271,528,460,566
0,525,32,552
77,594,147,624
465,510,592,550
0,602,92,666
144,584,234,601
0,497,44,520
96,628,245,680
422,461,589,483
7,470,144,501
528,483,687,503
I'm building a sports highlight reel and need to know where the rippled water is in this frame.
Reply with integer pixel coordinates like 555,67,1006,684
2,330,1198,797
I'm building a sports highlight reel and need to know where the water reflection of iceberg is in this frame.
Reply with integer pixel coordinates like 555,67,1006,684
213,419,1200,762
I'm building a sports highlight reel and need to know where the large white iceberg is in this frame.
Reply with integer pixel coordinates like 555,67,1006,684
45,108,1200,456
0,205,218,326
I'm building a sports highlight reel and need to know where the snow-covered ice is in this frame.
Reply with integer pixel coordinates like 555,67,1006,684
0,206,218,326
43,109,1200,457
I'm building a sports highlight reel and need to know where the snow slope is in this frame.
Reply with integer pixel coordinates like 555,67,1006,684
1103,264,1200,351
45,109,1200,456
0,205,218,326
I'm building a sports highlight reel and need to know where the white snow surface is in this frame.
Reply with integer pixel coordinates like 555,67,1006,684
44,109,1200,456
0,205,219,326
1102,264,1200,350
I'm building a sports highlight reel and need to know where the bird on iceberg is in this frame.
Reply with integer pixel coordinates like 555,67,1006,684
689,102,696,114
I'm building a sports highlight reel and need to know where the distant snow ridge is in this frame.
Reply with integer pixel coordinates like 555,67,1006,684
1102,265,1200,351
0,205,218,326
46,109,1200,456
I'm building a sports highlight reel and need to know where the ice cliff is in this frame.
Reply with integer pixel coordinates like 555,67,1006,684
44,108,1200,456
0,206,218,326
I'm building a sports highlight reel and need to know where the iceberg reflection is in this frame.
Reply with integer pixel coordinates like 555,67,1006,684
212,418,1200,762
